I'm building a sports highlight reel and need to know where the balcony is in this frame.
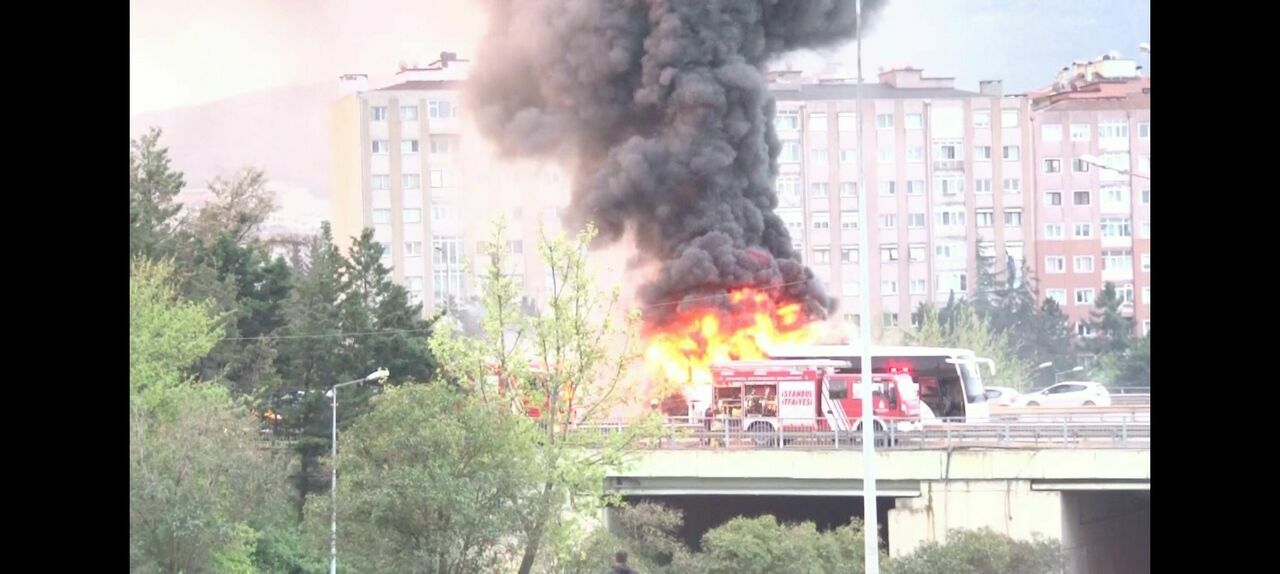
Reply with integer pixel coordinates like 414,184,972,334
933,159,965,172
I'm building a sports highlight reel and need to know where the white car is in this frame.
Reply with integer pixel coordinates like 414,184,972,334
1020,381,1111,407
983,386,1021,407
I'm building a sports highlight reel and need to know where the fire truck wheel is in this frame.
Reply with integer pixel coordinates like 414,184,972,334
747,421,776,447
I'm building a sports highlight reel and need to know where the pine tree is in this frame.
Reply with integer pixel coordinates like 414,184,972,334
1086,282,1134,356
129,128,186,259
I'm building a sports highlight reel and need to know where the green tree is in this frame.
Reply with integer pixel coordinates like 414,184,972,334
129,258,293,573
909,301,1029,390
695,515,875,574
1095,334,1150,388
130,128,186,259
1085,282,1134,357
275,225,351,512
1028,298,1077,388
886,527,1064,574
315,384,541,573
429,221,658,574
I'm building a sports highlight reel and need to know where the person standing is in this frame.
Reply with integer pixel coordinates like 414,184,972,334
608,550,638,574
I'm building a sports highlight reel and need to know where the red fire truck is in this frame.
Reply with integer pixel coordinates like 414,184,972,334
708,359,925,442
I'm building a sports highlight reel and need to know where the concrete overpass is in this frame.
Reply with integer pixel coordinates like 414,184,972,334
606,448,1149,573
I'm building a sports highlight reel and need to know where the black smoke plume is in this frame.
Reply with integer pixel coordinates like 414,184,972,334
468,0,888,326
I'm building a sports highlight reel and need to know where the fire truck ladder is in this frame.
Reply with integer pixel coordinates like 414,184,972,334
821,377,853,432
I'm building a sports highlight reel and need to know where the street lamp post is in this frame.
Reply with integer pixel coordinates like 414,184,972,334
330,368,390,574
1054,366,1084,384
853,1,879,572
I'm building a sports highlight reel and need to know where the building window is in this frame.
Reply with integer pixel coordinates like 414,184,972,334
841,247,859,263
405,241,423,257
1138,122,1150,139
1143,286,1151,305
809,112,827,131
1047,289,1067,305
1138,155,1151,176
1142,320,1150,335
881,245,899,261
1004,209,1023,226
1141,253,1150,272
839,148,856,164
1073,190,1090,205
974,145,992,161
811,148,829,164
777,176,800,205
936,209,965,228
840,182,857,197
838,112,857,131
907,180,924,195
906,146,925,162
402,174,421,190
775,111,799,131
907,213,926,229
372,209,391,224
880,214,896,229
879,181,896,196
1001,109,1020,127
973,110,991,128
935,175,964,196
371,175,391,190
1075,288,1095,306
401,139,420,154
1140,221,1150,238
909,244,926,262
1072,223,1092,238
840,211,858,231
1101,216,1132,238
877,114,894,129
934,243,962,260
883,312,900,327
1003,178,1021,193
1044,224,1064,239
1072,157,1091,172
813,248,831,264
878,145,894,163
1043,158,1062,173
905,113,924,129
1074,256,1094,273
430,170,445,188
1006,241,1025,263
400,105,418,121
780,141,800,162
909,279,927,295
430,136,455,155
882,281,898,295
1117,283,1135,305
406,276,424,292
810,182,828,198
403,208,422,224
976,209,994,228
1045,256,1066,273
428,100,456,118
937,272,967,293
1003,145,1020,161
813,212,830,229
1141,188,1150,204
372,140,390,154
1041,124,1063,142
1101,186,1129,206
1070,124,1091,141
975,179,993,194
935,141,962,161
430,204,455,222
1045,191,1063,206
370,106,387,121
1077,322,1095,337
1098,121,1129,140
1103,250,1133,271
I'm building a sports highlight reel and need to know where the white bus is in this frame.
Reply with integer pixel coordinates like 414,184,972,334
763,345,992,422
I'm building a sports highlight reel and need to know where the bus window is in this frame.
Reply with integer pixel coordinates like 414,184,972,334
828,379,848,399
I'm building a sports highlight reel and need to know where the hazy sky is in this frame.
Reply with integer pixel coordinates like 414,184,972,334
131,0,1149,116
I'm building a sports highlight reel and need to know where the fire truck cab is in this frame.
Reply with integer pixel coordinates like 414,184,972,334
709,359,925,442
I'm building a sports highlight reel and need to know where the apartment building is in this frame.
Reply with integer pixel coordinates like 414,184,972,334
330,55,570,316
1028,54,1150,336
770,68,1035,340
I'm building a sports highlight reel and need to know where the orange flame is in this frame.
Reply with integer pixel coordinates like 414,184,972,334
643,287,824,401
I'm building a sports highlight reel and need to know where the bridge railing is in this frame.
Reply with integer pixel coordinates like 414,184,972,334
571,415,1150,450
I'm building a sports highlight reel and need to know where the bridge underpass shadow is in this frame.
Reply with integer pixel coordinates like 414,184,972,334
620,494,898,553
